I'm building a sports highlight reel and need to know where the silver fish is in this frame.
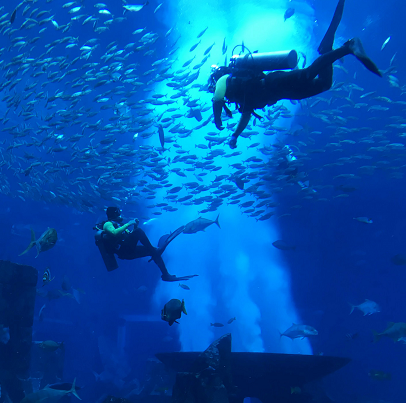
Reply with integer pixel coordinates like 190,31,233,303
19,228,58,258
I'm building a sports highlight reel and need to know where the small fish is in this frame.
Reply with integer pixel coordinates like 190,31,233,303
203,42,215,55
368,370,391,381
284,7,295,21
189,40,201,52
291,387,301,395
227,317,236,324
183,215,220,234
157,124,165,148
272,240,295,251
210,322,224,327
69,6,81,13
161,299,187,326
280,323,318,339
39,340,64,351
42,267,55,287
19,228,58,258
197,27,208,38
123,3,148,12
350,299,380,316
179,283,190,290
353,217,373,224
381,36,390,51
154,2,162,13
10,8,17,23
222,38,227,55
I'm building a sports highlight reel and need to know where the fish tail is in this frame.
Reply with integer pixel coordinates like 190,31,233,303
181,299,187,315
59,341,65,350
69,378,81,400
215,214,221,229
19,228,36,256
349,303,355,314
372,330,381,342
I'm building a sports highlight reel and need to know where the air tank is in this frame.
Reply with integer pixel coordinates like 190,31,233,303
229,50,298,71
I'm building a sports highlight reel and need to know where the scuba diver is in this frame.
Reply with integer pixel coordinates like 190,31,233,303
94,207,197,282
208,0,382,149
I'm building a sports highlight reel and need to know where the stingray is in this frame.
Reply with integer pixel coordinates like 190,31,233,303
186,108,202,122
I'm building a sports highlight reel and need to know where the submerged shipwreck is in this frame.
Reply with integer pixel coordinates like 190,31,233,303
156,334,350,403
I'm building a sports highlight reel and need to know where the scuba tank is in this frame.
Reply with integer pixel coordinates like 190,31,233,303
94,230,119,272
229,50,298,72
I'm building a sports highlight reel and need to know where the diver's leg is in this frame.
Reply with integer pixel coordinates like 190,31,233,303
318,0,345,54
131,227,154,249
310,39,382,79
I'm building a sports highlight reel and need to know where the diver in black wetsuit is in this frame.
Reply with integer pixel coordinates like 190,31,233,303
209,0,382,149
96,207,196,282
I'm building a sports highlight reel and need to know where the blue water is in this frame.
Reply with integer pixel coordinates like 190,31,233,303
0,0,405,402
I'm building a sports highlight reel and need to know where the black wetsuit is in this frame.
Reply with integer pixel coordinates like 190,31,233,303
102,221,169,276
225,0,350,113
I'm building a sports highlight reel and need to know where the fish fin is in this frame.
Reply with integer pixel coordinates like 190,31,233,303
19,228,36,256
181,299,187,315
279,331,283,338
349,303,355,314
19,241,35,256
174,320,179,324
215,214,221,229
70,378,81,400
35,243,40,258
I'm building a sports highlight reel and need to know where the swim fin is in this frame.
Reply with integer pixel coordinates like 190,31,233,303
161,274,199,282
148,225,186,263
348,38,382,77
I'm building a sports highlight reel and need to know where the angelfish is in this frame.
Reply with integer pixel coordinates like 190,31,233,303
42,267,55,286
161,299,187,326
19,228,58,258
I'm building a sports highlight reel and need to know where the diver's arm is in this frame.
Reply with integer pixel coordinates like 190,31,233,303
232,111,252,139
212,75,229,130
103,220,137,237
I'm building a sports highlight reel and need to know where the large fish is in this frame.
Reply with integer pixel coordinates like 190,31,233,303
20,378,80,403
350,299,380,316
183,215,220,234
280,323,318,340
19,228,58,258
373,322,406,342
161,299,187,326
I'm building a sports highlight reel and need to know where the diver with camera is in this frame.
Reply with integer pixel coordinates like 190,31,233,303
208,0,382,149
94,207,197,282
